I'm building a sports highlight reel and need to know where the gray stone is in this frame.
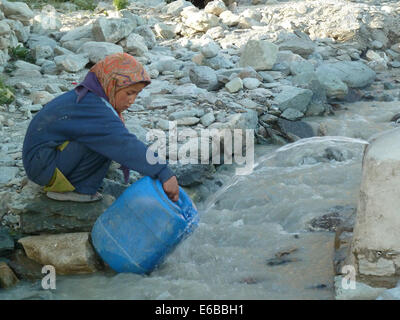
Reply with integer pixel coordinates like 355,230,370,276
200,112,215,127
335,276,386,300
176,117,200,126
154,23,176,40
276,118,314,139
0,0,34,23
164,0,193,16
77,41,123,63
189,65,219,91
135,25,157,49
274,86,313,113
0,167,19,185
315,69,348,99
54,54,89,73
278,38,316,58
225,77,243,93
281,108,304,121
202,54,234,70
19,194,115,234
60,25,93,43
27,34,57,50
316,61,376,89
184,11,219,32
169,163,216,187
0,227,14,256
239,40,278,71
92,17,135,44
8,249,43,281
120,34,148,56
41,61,58,75
201,41,220,59
32,45,53,60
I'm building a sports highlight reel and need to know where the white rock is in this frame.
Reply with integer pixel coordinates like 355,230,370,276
164,0,193,16
30,91,54,105
239,40,278,71
204,0,227,17
184,11,219,32
219,10,240,27
0,21,11,36
242,77,260,90
78,41,123,63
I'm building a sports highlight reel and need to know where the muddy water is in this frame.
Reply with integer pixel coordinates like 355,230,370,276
1,99,399,300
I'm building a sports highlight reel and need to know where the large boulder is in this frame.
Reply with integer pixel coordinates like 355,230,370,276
77,41,123,64
120,33,148,56
19,194,114,234
273,85,313,113
92,17,135,43
18,233,102,275
54,53,89,73
60,24,93,43
349,127,400,288
189,65,219,91
0,0,34,25
316,61,376,89
239,40,278,71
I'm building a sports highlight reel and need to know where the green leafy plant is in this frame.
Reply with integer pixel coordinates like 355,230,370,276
0,77,15,105
9,44,35,64
113,0,129,11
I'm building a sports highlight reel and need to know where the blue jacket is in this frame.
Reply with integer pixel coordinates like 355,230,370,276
22,89,175,186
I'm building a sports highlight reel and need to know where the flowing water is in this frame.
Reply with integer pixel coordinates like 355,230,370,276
1,99,399,300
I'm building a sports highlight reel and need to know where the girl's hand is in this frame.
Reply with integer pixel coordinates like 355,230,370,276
162,176,179,202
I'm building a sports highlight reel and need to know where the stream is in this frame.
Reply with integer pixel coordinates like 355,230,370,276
1,97,399,300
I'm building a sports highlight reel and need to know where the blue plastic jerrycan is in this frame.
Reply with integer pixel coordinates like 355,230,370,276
91,176,199,274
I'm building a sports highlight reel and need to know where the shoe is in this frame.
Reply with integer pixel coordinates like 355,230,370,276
46,191,103,203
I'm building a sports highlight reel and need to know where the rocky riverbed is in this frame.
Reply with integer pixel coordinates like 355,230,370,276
1,0,400,299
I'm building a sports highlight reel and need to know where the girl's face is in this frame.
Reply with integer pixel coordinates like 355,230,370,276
114,82,147,113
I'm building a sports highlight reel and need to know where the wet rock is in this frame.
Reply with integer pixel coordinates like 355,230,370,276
239,40,278,71
0,227,14,257
0,262,19,289
77,41,123,64
19,194,114,234
308,205,356,232
169,163,216,187
54,53,89,73
8,249,43,281
18,232,102,275
276,115,315,139
92,17,135,44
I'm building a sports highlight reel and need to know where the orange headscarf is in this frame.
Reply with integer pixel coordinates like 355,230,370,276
90,53,151,122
